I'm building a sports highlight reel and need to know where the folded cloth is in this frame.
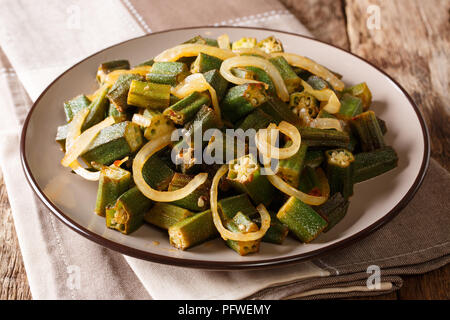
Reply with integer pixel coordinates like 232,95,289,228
0,0,448,300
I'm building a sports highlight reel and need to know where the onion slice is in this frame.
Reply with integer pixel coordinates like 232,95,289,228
272,52,345,91
301,80,341,114
217,34,231,49
171,73,221,124
232,47,272,59
220,55,289,101
255,121,301,160
210,165,271,241
154,44,236,62
132,133,209,202
311,118,343,131
61,116,115,167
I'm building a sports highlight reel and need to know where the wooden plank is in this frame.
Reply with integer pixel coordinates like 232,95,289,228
399,264,450,300
345,0,450,171
0,169,32,300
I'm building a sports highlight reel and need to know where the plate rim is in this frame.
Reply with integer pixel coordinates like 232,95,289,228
20,26,430,270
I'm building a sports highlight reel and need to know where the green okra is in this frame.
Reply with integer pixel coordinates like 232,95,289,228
236,108,273,131
257,36,284,54
55,124,69,151
127,80,171,110
276,142,308,189
293,67,313,81
218,194,258,221
269,56,301,93
298,166,321,195
307,75,330,90
297,127,350,148
82,86,110,131
168,209,218,250
225,212,261,256
163,91,210,125
343,82,372,110
63,95,91,123
377,117,388,135
245,66,276,95
107,103,129,122
147,61,189,86
142,109,176,141
227,154,276,206
351,111,385,152
203,69,229,102
106,186,153,234
317,109,336,119
314,192,349,232
231,37,257,50
96,60,130,84
94,165,132,217
144,203,194,230
191,53,223,73
221,83,267,123
289,91,319,119
81,121,144,165
353,146,398,183
142,154,175,191
277,196,328,243
107,73,144,112
259,97,299,126
253,213,289,245
136,59,154,67
325,148,355,199
337,93,363,120
183,35,218,47
168,173,211,212
304,150,324,168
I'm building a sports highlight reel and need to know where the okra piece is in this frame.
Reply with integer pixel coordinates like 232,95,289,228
82,86,110,131
325,149,355,199
81,121,144,165
168,209,218,250
269,56,302,93
221,83,267,123
191,53,223,73
353,146,398,183
227,154,276,206
107,103,128,122
107,73,144,112
142,154,175,191
203,69,229,102
304,150,324,168
163,91,210,125
147,61,189,86
298,166,321,195
144,203,193,230
317,109,336,119
183,35,218,47
260,97,298,125
225,212,261,256
106,186,153,234
218,194,258,221
245,66,276,95
351,111,385,152
94,165,132,217
63,94,91,122
127,80,171,110
297,127,350,148
307,75,330,90
377,117,388,135
231,37,257,50
236,108,273,131
315,192,349,232
276,142,308,189
343,82,372,110
277,196,328,243
142,109,176,141
55,124,69,151
168,173,211,212
289,91,319,119
96,60,130,84
337,93,363,120
253,213,289,245
136,59,154,67
257,36,284,54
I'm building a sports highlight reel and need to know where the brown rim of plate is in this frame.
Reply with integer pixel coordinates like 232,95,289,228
20,26,430,270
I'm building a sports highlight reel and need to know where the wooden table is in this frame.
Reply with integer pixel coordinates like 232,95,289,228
0,0,448,300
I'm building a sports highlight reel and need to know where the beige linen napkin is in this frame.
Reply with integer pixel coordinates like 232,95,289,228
0,0,448,300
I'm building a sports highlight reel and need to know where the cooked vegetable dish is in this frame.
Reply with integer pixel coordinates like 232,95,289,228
56,34,398,255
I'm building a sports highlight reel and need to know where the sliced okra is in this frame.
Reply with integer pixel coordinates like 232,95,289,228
221,83,267,123
144,203,194,230
163,91,210,125
353,146,398,183
127,80,171,110
351,111,385,152
325,148,355,199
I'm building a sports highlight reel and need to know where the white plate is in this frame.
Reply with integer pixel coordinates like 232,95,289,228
21,27,429,269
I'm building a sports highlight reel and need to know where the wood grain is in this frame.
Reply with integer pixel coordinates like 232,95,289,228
0,169,32,300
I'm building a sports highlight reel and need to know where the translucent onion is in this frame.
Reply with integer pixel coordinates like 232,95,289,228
61,116,115,167
132,133,209,202
272,52,345,91
255,121,301,160
301,80,341,114
210,165,271,241
311,118,343,131
132,113,152,128
171,73,221,123
232,47,272,59
220,55,290,101
154,44,236,62
217,34,231,49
